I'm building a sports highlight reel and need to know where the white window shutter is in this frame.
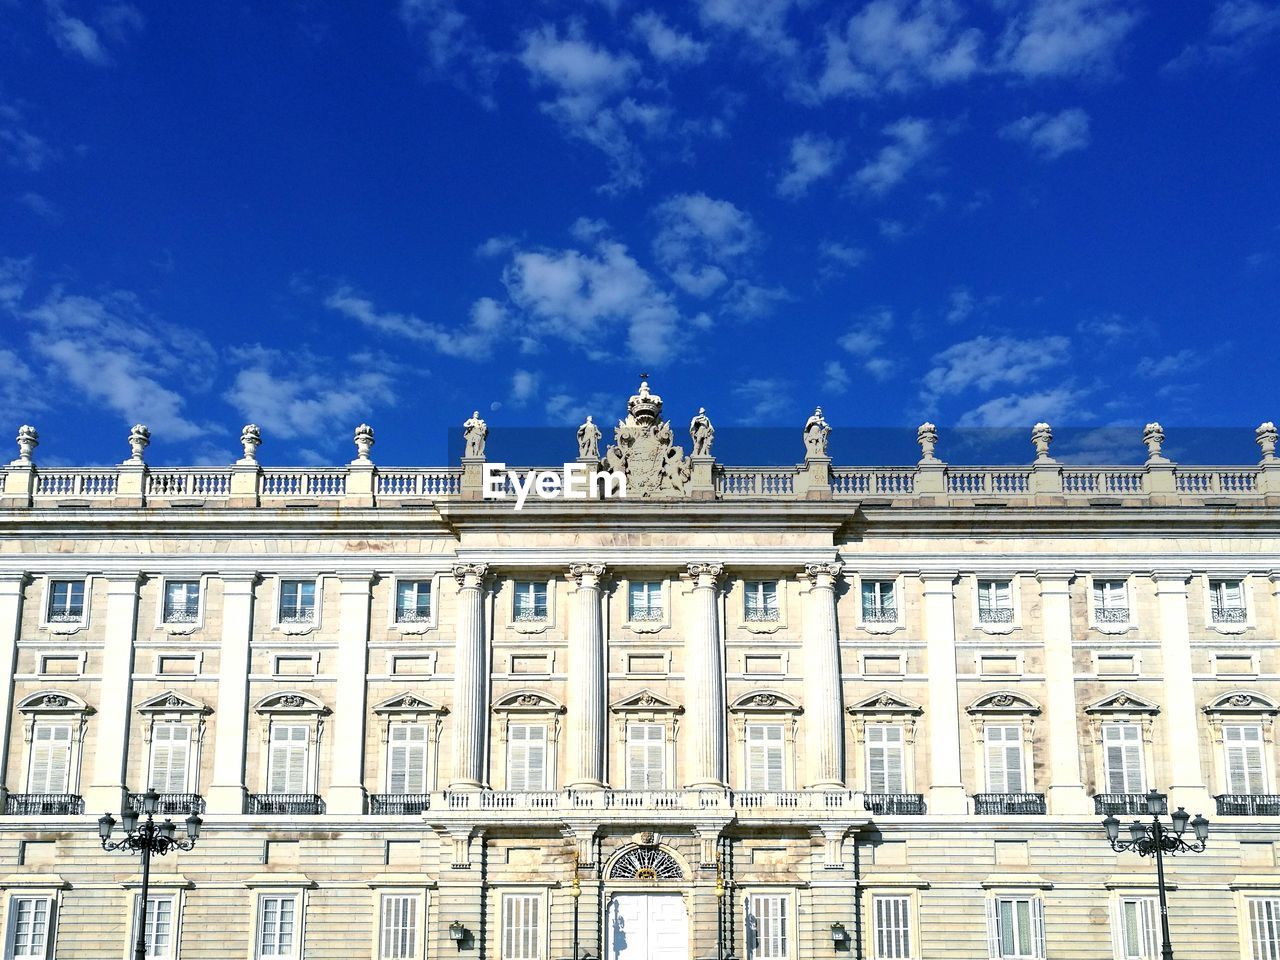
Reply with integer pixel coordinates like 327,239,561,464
269,725,309,794
151,724,191,793
985,899,1001,960
867,726,886,794
747,725,767,790
1109,899,1125,960
1031,898,1046,960
29,724,72,794
527,725,546,790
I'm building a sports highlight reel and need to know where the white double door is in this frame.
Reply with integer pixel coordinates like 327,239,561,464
607,893,688,960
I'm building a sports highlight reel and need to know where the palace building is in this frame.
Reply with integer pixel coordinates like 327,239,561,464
1,381,1280,960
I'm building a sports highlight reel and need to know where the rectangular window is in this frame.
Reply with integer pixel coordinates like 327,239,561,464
507,724,548,791
1102,723,1145,795
746,723,785,791
627,581,663,621
149,723,192,794
1211,579,1246,622
978,580,1014,623
872,894,912,960
162,580,200,624
984,725,1024,794
47,579,84,623
5,896,54,960
986,897,1044,960
267,725,310,795
1113,897,1158,960
278,580,315,623
625,723,666,790
747,894,788,960
395,580,432,624
1249,897,1280,960
387,725,428,795
1225,724,1267,794
1094,580,1129,621
513,582,548,622
134,893,177,960
861,580,897,622
256,894,299,960
501,893,541,960
744,582,780,622
26,724,72,794
866,725,906,794
378,893,420,960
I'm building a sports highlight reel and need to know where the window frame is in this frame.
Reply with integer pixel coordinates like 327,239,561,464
973,576,1021,635
855,574,905,635
147,721,196,795
253,892,304,960
371,889,426,960
985,895,1045,960
1100,721,1147,796
265,722,315,796
1089,576,1136,634
745,890,792,960
388,574,442,635
508,578,556,635
505,722,550,793
982,723,1029,795
869,892,916,960
273,576,321,636
384,722,430,796
3,892,58,960
1223,723,1269,795
624,721,667,791
624,579,668,631
499,890,546,960
1204,574,1253,635
1245,895,1280,960
24,721,76,796
39,576,90,635
1111,895,1158,960
865,723,907,795
744,722,787,793
129,891,181,960
155,575,206,636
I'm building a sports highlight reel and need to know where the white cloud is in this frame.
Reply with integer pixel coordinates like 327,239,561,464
0,348,40,415
996,0,1140,80
1165,0,1280,71
633,11,709,64
475,235,517,258
0,257,32,308
945,286,975,323
1137,349,1206,378
545,390,618,426
822,360,850,394
923,334,1070,402
957,384,1089,427
1000,107,1091,159
510,369,541,406
16,192,61,221
697,0,799,57
399,0,503,106
651,193,760,297
324,285,506,361
853,116,935,195
838,308,897,381
43,1,143,66
776,132,845,198
1,104,59,173
730,377,792,422
818,241,867,279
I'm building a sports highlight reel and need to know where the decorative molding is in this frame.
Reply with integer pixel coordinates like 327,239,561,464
493,690,566,715
1084,690,1160,716
728,690,802,714
610,689,683,714
253,691,330,715
965,690,1042,716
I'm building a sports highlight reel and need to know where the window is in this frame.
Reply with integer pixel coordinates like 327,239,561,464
501,893,541,960
625,723,665,790
378,893,420,960
513,581,548,622
746,723,785,791
628,581,663,622
862,580,897,622
866,725,906,794
507,724,548,791
747,894,788,960
162,580,200,624
1102,723,1145,794
26,724,72,794
1094,580,1129,622
1249,897,1280,960
149,723,192,794
267,725,310,795
134,893,177,960
278,580,315,624
872,894,912,960
4,896,54,960
46,580,84,623
744,582,779,622
256,894,300,960
1113,897,1157,960
978,580,1014,624
1210,579,1246,623
985,897,1044,960
984,725,1024,794
387,725,428,794
395,581,431,624
1225,724,1267,794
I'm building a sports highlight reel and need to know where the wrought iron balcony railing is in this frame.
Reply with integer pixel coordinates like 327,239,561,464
4,793,84,815
978,607,1015,623
394,610,432,624
1215,794,1280,816
864,793,926,815
246,793,325,815
744,608,780,622
628,608,665,622
127,792,205,816
1096,607,1130,623
369,793,431,815
862,607,898,623
514,610,548,623
47,610,84,623
973,793,1046,815
278,609,315,624
1211,606,1248,623
1093,793,1151,816
162,601,200,623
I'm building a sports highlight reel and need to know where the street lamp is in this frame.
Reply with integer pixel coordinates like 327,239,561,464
1101,788,1208,960
99,788,201,960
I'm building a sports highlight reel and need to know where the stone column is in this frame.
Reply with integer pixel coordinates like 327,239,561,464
566,563,607,790
328,574,374,813
0,574,26,807
801,562,845,788
450,563,489,790
1037,573,1089,813
208,574,258,814
921,573,967,814
1154,572,1212,812
683,563,727,789
86,574,142,814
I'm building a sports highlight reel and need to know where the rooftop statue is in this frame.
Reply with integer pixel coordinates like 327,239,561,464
463,410,487,459
689,407,714,458
576,415,601,460
803,406,830,458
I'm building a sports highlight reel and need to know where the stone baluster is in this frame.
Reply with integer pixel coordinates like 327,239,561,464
208,574,259,813
329,574,374,813
683,563,727,788
85,574,142,814
1037,573,1088,813
450,563,489,790
565,564,608,790
921,573,967,813
801,562,845,788
1154,572,1212,813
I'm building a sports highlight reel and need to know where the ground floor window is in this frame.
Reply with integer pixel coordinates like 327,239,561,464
872,894,912,960
746,893,789,960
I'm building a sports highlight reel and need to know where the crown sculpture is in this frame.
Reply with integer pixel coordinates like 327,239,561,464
601,377,692,498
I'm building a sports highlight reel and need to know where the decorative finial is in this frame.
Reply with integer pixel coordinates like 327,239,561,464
239,424,262,464
1257,422,1278,463
353,423,375,461
126,424,151,462
917,422,939,463
1031,422,1054,462
1142,422,1167,463
13,425,38,464
803,406,830,459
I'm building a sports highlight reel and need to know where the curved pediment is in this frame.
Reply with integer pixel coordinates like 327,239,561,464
729,690,802,714
1084,690,1159,715
17,690,92,715
254,691,330,715
493,690,566,713
847,690,923,716
136,691,211,716
966,690,1041,716
373,692,448,715
1204,690,1280,716
610,689,682,713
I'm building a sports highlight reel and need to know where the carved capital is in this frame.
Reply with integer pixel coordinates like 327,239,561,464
685,562,724,587
802,561,844,587
567,563,607,588
452,563,489,589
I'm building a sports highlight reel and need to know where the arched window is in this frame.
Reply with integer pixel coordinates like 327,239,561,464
608,846,684,881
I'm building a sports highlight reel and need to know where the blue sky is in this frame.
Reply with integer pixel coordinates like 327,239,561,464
1,0,1278,467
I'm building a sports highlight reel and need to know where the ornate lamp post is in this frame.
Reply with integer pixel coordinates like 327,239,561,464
1101,788,1208,960
99,788,201,960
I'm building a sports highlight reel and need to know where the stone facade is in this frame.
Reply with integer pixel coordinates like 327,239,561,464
1,397,1279,959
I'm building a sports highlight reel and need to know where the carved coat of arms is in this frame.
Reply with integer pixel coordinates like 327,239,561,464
602,379,691,497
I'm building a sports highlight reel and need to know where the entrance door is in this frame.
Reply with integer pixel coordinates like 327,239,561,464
607,894,688,960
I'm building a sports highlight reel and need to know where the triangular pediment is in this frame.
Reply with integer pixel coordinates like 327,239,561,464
1084,690,1159,715
254,691,329,715
1204,690,1280,715
610,689,682,713
847,691,923,716
729,690,802,713
17,690,92,715
136,691,211,715
493,689,565,713
966,690,1041,715
373,693,447,715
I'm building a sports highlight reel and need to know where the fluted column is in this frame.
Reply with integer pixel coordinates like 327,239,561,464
801,562,845,788
566,563,607,789
1037,573,1088,813
921,573,967,814
683,562,726,789
86,574,142,814
328,574,374,814
0,574,27,808
1154,572,1212,812
450,563,489,790
208,574,258,814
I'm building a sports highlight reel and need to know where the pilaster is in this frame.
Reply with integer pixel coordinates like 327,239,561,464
85,574,142,814
801,562,845,788
1153,572,1213,813
921,572,967,814
328,574,374,814
0,574,27,806
565,563,607,790
450,563,489,790
683,563,727,789
1036,573,1089,814
207,574,258,814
